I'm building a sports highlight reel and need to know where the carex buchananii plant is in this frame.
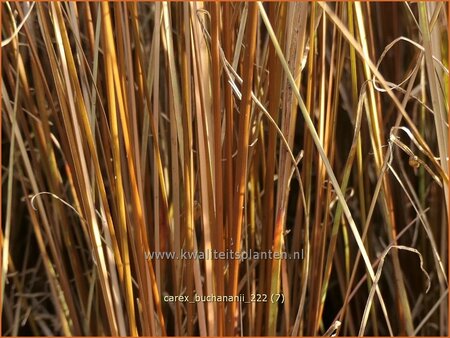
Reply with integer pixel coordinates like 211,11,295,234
1,2,449,336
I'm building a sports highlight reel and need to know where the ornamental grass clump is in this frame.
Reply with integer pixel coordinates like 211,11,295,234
1,2,448,336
